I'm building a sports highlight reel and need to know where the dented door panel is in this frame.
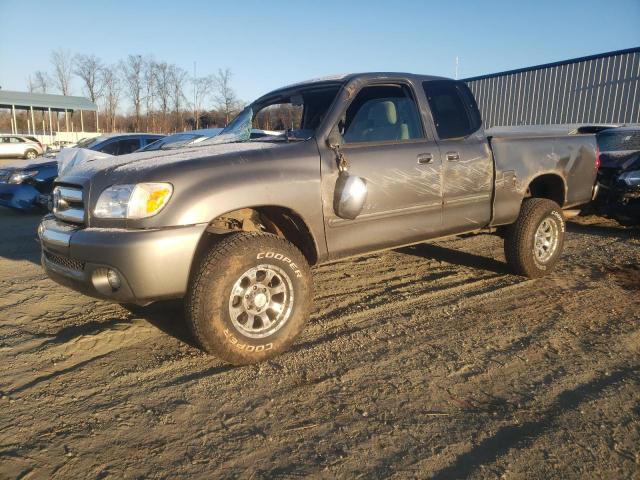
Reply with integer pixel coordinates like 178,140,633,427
440,132,494,234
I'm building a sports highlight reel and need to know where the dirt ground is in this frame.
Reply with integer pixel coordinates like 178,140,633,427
0,207,638,479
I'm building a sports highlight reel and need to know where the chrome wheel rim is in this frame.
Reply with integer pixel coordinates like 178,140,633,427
228,264,294,339
534,217,559,263
27,151,36,159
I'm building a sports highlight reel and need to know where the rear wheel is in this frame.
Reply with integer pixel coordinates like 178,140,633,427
186,232,312,365
504,198,565,278
24,149,38,160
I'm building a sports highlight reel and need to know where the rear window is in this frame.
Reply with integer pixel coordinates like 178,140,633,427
140,134,201,151
99,138,141,155
76,137,103,149
597,131,640,152
422,80,481,140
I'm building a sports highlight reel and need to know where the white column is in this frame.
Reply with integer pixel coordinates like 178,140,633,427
80,109,84,132
48,108,53,144
30,106,36,135
12,105,17,134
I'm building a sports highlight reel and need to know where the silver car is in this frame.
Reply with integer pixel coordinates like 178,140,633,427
0,135,44,159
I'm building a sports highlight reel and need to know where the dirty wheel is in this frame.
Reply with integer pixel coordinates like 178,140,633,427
504,198,565,278
186,232,312,365
25,149,38,160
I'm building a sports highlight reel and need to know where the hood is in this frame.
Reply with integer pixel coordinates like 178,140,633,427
57,147,113,176
63,141,282,180
0,157,58,172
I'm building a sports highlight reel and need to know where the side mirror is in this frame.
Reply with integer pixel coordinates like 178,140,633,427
334,172,367,220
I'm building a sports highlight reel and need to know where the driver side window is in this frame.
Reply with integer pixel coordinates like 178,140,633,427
343,84,424,144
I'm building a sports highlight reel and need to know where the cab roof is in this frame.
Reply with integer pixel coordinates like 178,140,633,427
255,72,451,102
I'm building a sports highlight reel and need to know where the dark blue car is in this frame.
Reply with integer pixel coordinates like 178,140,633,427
0,133,163,212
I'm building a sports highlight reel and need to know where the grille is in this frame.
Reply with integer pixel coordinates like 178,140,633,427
44,250,85,272
53,185,85,224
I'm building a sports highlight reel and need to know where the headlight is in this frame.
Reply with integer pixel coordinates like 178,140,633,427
94,183,173,219
8,170,39,184
620,170,640,186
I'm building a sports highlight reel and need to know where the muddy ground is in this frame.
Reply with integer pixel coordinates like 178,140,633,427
0,208,638,479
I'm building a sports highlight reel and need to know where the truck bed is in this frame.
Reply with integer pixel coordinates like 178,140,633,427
488,128,598,226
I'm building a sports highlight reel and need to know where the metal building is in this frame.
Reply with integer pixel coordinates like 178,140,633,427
0,90,98,145
464,47,640,129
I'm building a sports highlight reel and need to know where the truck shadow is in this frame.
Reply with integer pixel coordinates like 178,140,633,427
397,243,511,275
429,365,637,479
567,220,638,239
121,300,200,349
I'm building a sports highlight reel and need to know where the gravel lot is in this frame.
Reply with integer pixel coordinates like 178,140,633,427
0,207,638,479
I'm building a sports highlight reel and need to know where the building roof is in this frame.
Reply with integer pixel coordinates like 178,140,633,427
463,46,640,82
0,90,97,112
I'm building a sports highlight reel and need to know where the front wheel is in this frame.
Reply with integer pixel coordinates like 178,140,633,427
504,198,565,278
24,149,38,160
185,232,313,365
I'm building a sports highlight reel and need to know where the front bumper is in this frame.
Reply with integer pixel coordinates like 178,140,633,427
0,183,43,211
39,215,208,304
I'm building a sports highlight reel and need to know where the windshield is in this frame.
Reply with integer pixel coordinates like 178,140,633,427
202,107,253,146
199,83,342,147
597,130,640,152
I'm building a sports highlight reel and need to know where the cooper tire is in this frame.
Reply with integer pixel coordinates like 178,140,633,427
25,149,37,160
186,232,312,365
504,198,565,278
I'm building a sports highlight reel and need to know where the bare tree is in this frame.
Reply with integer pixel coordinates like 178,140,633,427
27,75,36,93
169,65,188,131
121,54,144,131
74,54,104,103
143,56,156,131
154,62,172,131
102,66,121,132
192,75,213,129
33,70,51,93
50,49,73,95
213,68,238,125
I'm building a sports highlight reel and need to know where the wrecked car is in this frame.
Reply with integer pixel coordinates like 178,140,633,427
0,134,164,212
38,73,598,364
592,126,640,226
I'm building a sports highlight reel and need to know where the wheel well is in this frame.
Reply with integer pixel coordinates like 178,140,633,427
526,174,565,206
203,207,318,265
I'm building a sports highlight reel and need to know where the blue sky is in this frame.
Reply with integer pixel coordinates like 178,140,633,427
0,0,638,105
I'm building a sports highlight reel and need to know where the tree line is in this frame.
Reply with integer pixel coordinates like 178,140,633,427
25,49,242,133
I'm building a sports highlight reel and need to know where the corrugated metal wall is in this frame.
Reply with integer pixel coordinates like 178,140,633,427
464,48,640,129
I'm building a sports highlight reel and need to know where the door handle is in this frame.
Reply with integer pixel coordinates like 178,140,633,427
417,153,433,164
446,151,460,162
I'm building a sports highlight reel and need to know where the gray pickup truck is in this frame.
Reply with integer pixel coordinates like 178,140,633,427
39,73,598,364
